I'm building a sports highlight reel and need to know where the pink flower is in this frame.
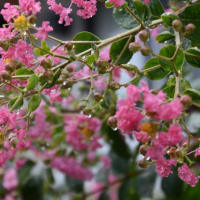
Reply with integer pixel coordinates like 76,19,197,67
116,104,143,133
4,194,15,200
195,146,200,157
112,66,121,82
178,163,199,187
65,114,101,151
134,131,150,142
19,0,41,15
100,46,110,61
144,0,150,3
158,99,183,121
0,107,16,129
35,21,53,40
94,76,108,91
126,84,141,102
47,0,73,26
146,140,165,160
158,124,183,146
72,0,97,19
0,25,16,41
108,0,125,7
156,159,176,177
1,3,19,22
101,155,111,169
3,169,18,190
51,156,93,180
1,40,34,67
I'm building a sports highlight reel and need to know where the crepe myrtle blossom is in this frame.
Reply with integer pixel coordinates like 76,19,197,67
35,21,53,40
3,169,18,190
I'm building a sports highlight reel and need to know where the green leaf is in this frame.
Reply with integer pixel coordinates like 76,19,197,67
41,40,50,51
149,0,164,19
86,54,97,66
73,32,100,54
110,37,134,65
28,94,41,112
162,76,175,98
34,40,50,56
179,3,200,44
101,121,131,159
184,88,200,104
113,3,138,29
18,160,35,186
118,179,140,200
133,0,149,21
21,176,43,200
15,68,34,80
156,31,175,43
46,168,55,184
161,13,178,26
181,79,192,91
26,74,38,90
98,192,109,200
185,48,200,68
159,45,184,71
9,95,24,111
144,57,169,80
161,173,184,199
65,177,83,193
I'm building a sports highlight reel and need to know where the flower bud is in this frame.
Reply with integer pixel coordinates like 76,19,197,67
68,67,74,73
94,93,103,102
40,59,52,69
172,19,183,32
28,16,37,25
180,95,192,106
139,145,147,156
185,23,196,34
139,30,149,42
96,60,109,74
107,116,118,128
61,80,75,89
5,64,13,73
129,42,141,53
0,71,11,81
64,42,73,51
109,82,121,90
137,159,148,168
140,45,152,56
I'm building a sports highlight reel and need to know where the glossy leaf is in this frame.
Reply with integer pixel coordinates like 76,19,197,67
113,3,137,29
9,95,24,111
133,0,149,21
159,45,184,71
21,176,43,200
118,179,140,200
144,57,169,80
184,88,200,104
156,31,174,43
161,13,178,26
26,74,38,90
149,0,164,19
185,48,200,68
179,3,200,44
162,173,184,199
110,37,134,65
73,32,100,54
28,94,41,112
101,121,131,159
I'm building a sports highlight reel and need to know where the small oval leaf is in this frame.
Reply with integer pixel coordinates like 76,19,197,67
144,57,169,80
28,94,41,112
185,48,200,68
73,32,100,54
159,45,184,71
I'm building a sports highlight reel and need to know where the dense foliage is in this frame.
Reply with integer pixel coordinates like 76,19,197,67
0,0,200,199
